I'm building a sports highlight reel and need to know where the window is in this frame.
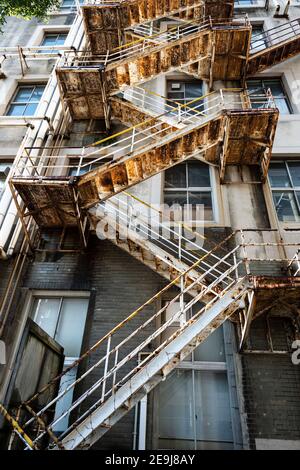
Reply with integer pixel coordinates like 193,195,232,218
157,323,234,449
60,0,83,10
0,162,11,200
6,85,45,117
246,79,292,114
164,161,214,221
269,162,300,223
31,295,89,432
251,24,267,53
40,32,67,52
167,80,203,114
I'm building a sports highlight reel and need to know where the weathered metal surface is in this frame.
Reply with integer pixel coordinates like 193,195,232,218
56,68,109,121
11,106,278,228
204,0,234,20
77,109,278,208
110,96,179,131
105,29,213,92
77,116,223,208
187,27,251,81
221,109,279,180
56,26,252,121
11,180,78,227
83,1,206,54
247,36,300,76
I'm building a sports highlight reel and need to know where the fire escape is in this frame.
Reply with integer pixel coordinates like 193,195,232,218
3,0,300,449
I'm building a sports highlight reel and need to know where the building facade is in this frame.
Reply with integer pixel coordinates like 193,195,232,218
0,0,300,450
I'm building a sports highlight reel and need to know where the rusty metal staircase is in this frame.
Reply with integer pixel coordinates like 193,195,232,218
10,87,278,241
56,17,252,122
10,230,249,450
248,18,300,75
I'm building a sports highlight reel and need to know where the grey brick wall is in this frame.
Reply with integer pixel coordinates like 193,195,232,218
19,235,163,450
241,321,300,449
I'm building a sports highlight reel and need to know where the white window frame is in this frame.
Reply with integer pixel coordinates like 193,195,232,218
163,161,218,225
268,160,300,226
5,84,46,117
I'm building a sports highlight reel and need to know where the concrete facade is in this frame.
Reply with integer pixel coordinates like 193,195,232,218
0,0,300,450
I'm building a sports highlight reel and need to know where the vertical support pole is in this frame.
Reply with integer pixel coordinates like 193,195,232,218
233,251,239,281
112,348,119,394
101,335,112,403
130,127,136,153
138,395,147,450
179,222,185,327
177,103,182,123
240,230,250,275
76,146,85,176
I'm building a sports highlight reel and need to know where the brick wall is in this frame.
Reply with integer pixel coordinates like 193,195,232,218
19,235,163,450
241,316,300,449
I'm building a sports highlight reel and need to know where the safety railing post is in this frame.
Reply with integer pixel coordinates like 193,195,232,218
178,222,185,327
101,335,112,403
240,230,251,276
177,103,182,123
130,127,136,153
76,147,85,176
112,348,119,395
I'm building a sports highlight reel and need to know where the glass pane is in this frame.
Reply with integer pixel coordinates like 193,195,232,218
184,82,203,112
188,191,213,220
158,370,194,440
195,371,233,444
188,163,210,187
32,298,61,337
55,298,89,356
7,104,26,116
52,362,77,433
30,86,45,101
289,162,300,187
269,163,291,187
164,165,186,189
194,326,225,362
185,82,203,100
24,103,38,115
42,36,57,46
251,26,266,53
272,191,300,222
15,87,33,101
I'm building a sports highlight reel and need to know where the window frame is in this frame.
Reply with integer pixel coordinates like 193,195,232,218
268,160,300,224
40,31,68,52
163,160,216,224
246,77,293,114
6,84,46,117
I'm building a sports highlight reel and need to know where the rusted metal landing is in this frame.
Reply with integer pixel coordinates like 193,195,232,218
56,24,251,121
82,0,234,54
248,35,300,76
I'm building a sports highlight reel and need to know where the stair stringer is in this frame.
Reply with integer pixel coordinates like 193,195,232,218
55,278,248,450
90,210,218,302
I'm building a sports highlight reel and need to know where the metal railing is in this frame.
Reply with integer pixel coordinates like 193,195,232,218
98,192,234,287
17,231,244,449
250,18,300,54
4,227,299,449
59,17,250,68
11,88,276,180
